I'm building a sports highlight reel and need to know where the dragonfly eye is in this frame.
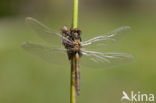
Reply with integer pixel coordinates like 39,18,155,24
71,29,75,33
71,28,81,34
77,29,81,35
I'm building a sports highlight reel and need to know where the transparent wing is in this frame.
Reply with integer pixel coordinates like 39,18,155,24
82,26,131,48
22,42,69,65
25,17,72,47
80,50,133,69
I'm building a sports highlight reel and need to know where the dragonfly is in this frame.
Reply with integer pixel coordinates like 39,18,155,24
22,17,133,95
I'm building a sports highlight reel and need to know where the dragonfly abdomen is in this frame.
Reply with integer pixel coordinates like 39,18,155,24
75,53,80,95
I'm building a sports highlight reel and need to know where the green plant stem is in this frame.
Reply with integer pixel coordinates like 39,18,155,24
73,0,78,29
70,0,79,103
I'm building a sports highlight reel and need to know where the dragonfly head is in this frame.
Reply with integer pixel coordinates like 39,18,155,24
71,28,81,40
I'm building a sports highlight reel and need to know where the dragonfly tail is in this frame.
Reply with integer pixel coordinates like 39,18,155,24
75,68,80,96
75,53,80,96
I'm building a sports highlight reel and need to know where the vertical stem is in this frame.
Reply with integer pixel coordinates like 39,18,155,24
73,0,79,29
70,0,79,103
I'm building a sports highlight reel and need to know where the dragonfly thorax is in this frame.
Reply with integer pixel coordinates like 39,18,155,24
61,26,82,60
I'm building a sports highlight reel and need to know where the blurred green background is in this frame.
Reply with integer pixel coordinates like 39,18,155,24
0,0,156,103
